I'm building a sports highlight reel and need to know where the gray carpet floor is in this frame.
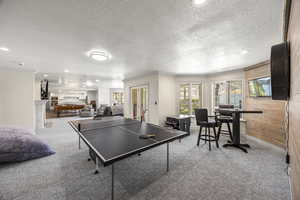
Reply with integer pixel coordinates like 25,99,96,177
0,117,291,200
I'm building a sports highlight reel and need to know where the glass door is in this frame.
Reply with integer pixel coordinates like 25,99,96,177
191,83,202,114
130,85,149,122
131,88,138,120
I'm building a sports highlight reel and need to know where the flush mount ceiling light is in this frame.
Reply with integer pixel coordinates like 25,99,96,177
193,0,206,5
0,46,10,52
95,79,99,82
64,69,69,73
43,74,48,77
87,49,111,61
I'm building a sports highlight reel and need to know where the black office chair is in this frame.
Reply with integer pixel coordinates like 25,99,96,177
195,108,219,151
217,104,234,141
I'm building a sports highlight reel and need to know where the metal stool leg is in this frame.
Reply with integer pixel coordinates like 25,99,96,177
217,123,222,141
197,126,203,146
227,122,233,141
78,136,81,150
213,127,219,148
208,127,211,151
205,127,207,144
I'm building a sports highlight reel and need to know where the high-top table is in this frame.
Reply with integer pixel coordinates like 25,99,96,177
216,109,263,153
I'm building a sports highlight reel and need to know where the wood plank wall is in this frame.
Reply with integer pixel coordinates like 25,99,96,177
287,0,300,199
244,63,286,148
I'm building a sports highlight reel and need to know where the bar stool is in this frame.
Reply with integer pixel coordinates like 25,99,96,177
217,105,234,141
195,108,219,151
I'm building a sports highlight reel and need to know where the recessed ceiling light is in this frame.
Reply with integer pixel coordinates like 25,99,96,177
86,80,93,87
87,49,111,61
0,46,10,52
64,69,69,73
43,74,48,77
241,50,248,55
193,0,206,5
95,79,99,82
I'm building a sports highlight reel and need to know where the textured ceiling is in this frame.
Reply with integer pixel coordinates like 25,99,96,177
0,0,284,79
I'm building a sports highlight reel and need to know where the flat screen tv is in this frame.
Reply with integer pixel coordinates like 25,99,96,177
248,77,272,97
271,42,290,100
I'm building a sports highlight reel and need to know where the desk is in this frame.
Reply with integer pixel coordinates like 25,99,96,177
216,109,263,153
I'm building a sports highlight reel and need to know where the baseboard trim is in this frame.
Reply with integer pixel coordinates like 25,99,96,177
244,134,285,153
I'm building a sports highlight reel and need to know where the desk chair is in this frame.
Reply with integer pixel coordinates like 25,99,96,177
195,108,219,151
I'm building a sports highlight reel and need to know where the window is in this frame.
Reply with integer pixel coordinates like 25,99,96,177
179,84,190,115
213,80,243,110
179,83,202,115
112,92,124,105
214,81,227,107
228,80,243,108
191,84,202,114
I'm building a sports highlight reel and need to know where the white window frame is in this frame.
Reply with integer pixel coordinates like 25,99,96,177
211,79,245,112
177,82,204,115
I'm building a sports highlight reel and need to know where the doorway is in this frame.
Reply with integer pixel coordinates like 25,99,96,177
130,85,149,122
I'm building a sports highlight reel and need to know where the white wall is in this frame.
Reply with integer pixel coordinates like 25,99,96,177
123,73,159,125
97,80,124,107
34,79,41,100
87,90,98,104
0,69,35,129
158,74,176,125
98,87,110,105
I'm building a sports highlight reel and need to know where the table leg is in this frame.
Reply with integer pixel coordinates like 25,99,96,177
78,135,81,150
222,112,250,153
94,157,99,174
112,164,114,200
232,112,240,144
223,143,249,153
186,118,191,135
167,143,169,172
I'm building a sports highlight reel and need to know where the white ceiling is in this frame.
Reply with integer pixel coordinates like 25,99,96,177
0,0,284,79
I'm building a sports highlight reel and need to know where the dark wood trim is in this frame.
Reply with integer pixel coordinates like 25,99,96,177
244,60,270,71
283,0,292,42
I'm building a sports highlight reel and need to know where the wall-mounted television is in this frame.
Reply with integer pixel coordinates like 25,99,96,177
271,42,290,100
248,77,272,97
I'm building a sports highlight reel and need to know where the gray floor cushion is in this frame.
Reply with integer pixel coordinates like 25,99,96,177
0,127,55,163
